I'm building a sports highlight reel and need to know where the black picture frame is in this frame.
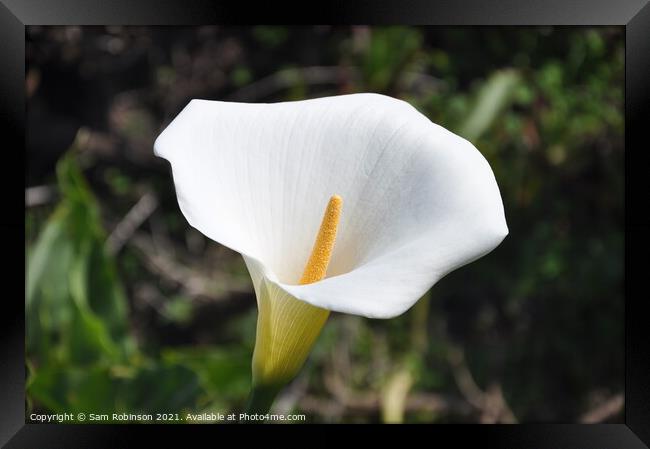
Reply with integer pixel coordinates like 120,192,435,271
3,0,649,447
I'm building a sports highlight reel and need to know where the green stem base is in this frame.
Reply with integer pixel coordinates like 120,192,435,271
241,384,283,422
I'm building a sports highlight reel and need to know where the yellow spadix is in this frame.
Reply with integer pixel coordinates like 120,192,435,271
252,195,342,387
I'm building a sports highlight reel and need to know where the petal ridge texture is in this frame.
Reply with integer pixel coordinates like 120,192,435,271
154,93,508,319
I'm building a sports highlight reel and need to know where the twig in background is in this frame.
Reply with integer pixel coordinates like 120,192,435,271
298,396,346,420
323,364,376,410
226,66,357,102
149,212,178,258
299,388,471,421
25,185,58,208
129,232,251,302
271,374,310,416
580,393,624,423
226,65,443,103
447,346,518,423
317,361,472,420
106,191,158,255
398,71,444,95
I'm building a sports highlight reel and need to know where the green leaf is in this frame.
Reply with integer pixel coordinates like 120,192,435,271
457,69,520,142
28,363,119,415
162,347,251,400
119,360,203,413
361,27,423,92
26,151,133,366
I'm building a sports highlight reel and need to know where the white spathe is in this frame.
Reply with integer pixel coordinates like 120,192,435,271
154,93,508,319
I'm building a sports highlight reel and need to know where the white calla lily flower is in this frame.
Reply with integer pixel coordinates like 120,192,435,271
154,93,508,409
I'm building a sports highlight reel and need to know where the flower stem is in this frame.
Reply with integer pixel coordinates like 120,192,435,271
242,384,282,420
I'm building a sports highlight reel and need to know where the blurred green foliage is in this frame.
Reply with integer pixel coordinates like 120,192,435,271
26,26,623,423
27,151,251,419
27,152,132,365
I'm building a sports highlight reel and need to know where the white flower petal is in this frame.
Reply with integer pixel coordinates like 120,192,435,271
154,93,507,319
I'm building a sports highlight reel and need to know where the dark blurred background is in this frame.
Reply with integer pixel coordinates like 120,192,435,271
25,26,624,423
